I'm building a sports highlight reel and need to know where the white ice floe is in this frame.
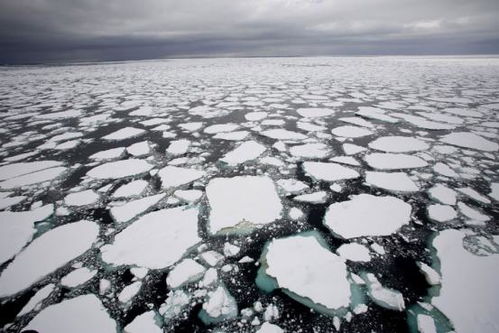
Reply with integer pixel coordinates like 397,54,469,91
161,290,191,320
303,161,359,182
101,206,200,269
206,176,282,234
261,233,351,311
102,127,146,141
440,132,498,152
245,112,268,121
365,171,419,192
0,160,63,181
340,117,374,128
0,195,26,210
296,108,335,118
432,229,499,333
112,180,148,198
61,267,97,288
0,166,68,189
433,162,458,178
64,190,99,206
221,141,266,165
174,189,203,202
337,243,371,262
342,143,367,155
356,107,398,123
124,311,162,333
417,314,437,333
213,131,250,141
364,273,405,311
330,156,360,166
166,139,191,155
89,147,126,161
364,153,428,170
204,123,240,134
331,125,373,138
87,159,153,179
293,191,328,204
289,143,330,159
417,262,440,285
457,187,491,204
256,322,284,333
158,166,206,189
110,193,165,223
179,122,203,132
18,284,55,316
368,136,429,153
428,184,457,205
276,179,309,195
127,141,151,157
201,285,238,324
166,259,206,288
489,182,499,201
324,194,411,239
118,281,142,304
260,129,307,140
0,220,98,297
427,204,457,222
25,294,116,333
457,202,490,222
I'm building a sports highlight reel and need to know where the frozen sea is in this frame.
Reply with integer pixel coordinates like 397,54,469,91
0,56,498,333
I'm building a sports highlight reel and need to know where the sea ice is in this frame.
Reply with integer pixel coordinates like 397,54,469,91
365,171,419,192
440,132,498,152
61,267,97,288
110,193,165,223
296,108,335,118
102,127,145,141
289,143,330,159
337,243,371,262
158,166,206,189
427,204,457,222
112,180,148,198
331,125,373,138
364,153,428,170
124,311,162,333
166,259,206,288
221,141,266,165
87,159,153,179
303,162,359,182
261,129,307,140
368,136,429,153
64,189,99,206
428,184,457,205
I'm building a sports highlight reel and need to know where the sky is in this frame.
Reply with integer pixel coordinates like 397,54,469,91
1,0,498,64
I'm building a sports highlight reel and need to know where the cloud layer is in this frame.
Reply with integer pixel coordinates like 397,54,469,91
1,0,498,63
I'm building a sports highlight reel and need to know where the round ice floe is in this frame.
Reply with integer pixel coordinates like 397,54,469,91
368,136,429,153
364,153,428,170
336,243,371,262
289,143,330,159
331,125,373,138
25,294,116,333
323,194,411,239
260,232,351,311
221,141,266,165
365,171,419,192
440,132,498,152
87,159,153,179
296,108,335,118
0,220,99,297
64,189,99,206
303,162,359,182
206,176,282,234
427,204,457,222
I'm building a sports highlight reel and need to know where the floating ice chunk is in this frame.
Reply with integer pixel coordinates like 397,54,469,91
174,189,203,202
89,147,126,161
432,229,499,332
428,184,457,205
417,314,437,333
87,159,153,179
339,117,374,128
167,139,191,155
245,112,268,121
25,294,116,333
206,176,282,234
289,143,330,159
393,113,455,130
296,108,335,118
342,143,367,155
161,290,191,320
127,141,151,157
0,195,26,210
261,129,307,140
427,204,457,222
331,125,373,138
259,232,351,312
457,187,491,204
223,243,240,257
0,220,98,297
118,281,142,304
489,183,499,201
457,202,490,222
0,160,63,181
417,262,440,285
364,153,428,170
324,194,411,238
18,284,55,316
131,267,149,280
200,251,224,267
221,141,266,165
166,259,206,288
110,194,165,223
293,191,328,204
365,171,419,192
433,162,458,178
102,127,145,141
368,136,429,153
124,311,162,333
179,122,203,132
297,121,327,132
364,273,405,311
101,207,200,269
200,285,238,324
303,162,359,182
356,107,399,123
0,166,68,189
440,132,498,152
213,130,250,141
113,180,148,198
158,166,206,189
337,243,371,262
61,267,97,288
130,105,153,116
64,190,99,206
329,156,360,166
276,179,309,195
256,322,284,333
200,267,218,287
204,123,240,134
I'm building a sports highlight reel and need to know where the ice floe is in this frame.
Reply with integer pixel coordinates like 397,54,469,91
368,136,429,153
303,162,359,182
364,153,428,170
440,132,498,151
365,171,419,192
87,159,153,179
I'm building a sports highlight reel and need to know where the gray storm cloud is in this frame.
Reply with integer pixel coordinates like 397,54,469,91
0,0,498,63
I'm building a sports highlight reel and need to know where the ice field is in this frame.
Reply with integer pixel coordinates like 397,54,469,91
0,56,498,332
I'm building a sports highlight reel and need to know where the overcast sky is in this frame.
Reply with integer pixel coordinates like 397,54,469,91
1,0,498,64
